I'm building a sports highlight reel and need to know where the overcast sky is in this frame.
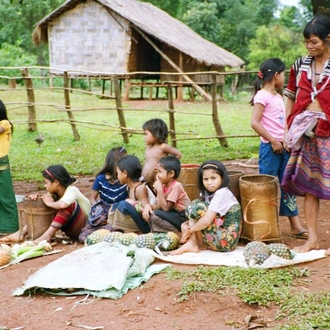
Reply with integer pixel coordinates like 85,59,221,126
279,0,300,6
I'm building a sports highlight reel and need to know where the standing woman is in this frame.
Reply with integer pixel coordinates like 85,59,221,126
0,100,19,234
282,15,330,253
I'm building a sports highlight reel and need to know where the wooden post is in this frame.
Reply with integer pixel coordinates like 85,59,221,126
167,83,177,148
88,76,91,92
113,75,129,144
211,73,228,147
177,52,184,101
123,78,131,101
102,79,106,95
134,27,212,102
63,71,80,141
21,68,37,131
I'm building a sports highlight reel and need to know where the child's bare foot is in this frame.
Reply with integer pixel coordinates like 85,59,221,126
294,240,319,253
0,231,25,243
170,240,199,255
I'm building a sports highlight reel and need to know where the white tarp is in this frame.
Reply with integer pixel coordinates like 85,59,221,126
148,246,327,269
13,242,169,299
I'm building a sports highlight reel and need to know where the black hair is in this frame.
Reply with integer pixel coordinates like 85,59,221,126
303,15,330,42
249,58,285,105
42,165,76,187
198,160,229,196
142,118,168,143
116,155,142,182
0,100,14,134
158,156,181,179
96,146,127,180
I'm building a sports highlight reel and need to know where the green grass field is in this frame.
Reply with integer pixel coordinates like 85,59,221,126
2,86,259,181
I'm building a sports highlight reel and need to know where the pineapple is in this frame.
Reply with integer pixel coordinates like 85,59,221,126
157,232,180,251
103,231,123,244
85,229,111,245
243,241,271,266
268,243,296,260
131,232,180,251
0,248,12,266
119,233,138,246
132,233,156,249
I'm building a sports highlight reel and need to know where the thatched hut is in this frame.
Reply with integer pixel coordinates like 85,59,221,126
33,0,244,85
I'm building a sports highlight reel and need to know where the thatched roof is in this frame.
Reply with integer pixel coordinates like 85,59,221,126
32,0,244,68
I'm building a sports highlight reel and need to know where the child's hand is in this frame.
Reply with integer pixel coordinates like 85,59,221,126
41,194,55,206
271,140,283,154
28,193,39,200
142,204,153,221
180,221,192,243
153,178,162,192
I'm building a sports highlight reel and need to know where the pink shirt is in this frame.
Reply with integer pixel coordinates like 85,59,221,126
163,180,190,212
253,89,285,143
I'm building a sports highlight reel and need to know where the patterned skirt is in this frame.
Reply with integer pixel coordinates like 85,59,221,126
282,135,330,199
186,200,242,252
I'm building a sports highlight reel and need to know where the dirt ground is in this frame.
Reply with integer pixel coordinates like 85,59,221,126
1,161,330,330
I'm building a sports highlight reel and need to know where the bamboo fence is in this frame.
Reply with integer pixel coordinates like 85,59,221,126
0,66,259,146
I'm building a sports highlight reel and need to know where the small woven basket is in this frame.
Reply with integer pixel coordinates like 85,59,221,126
21,197,55,240
228,170,244,203
177,164,200,201
239,174,282,242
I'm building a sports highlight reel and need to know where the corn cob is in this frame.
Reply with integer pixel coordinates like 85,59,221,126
85,229,111,245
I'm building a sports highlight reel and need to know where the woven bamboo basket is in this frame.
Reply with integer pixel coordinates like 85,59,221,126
177,164,200,201
21,197,55,240
228,170,244,203
239,174,282,242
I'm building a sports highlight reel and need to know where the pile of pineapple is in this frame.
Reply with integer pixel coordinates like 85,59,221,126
85,229,180,251
243,241,296,267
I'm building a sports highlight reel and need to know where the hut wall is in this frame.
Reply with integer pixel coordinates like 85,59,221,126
127,29,161,79
160,44,224,84
48,0,131,74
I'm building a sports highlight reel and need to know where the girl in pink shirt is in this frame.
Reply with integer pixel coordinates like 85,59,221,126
250,58,307,239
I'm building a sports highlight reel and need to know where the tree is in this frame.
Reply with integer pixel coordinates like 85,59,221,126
181,2,221,45
278,6,307,32
139,0,182,18
247,24,306,70
0,0,64,66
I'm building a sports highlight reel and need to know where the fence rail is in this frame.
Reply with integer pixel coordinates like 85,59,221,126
0,66,260,147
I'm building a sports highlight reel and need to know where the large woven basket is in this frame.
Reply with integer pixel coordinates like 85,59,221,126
177,164,200,201
21,197,55,240
228,170,244,203
239,174,282,242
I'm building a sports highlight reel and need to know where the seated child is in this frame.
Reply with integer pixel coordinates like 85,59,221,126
0,165,91,243
142,118,182,183
171,160,242,255
143,156,190,233
110,155,150,233
78,147,128,242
